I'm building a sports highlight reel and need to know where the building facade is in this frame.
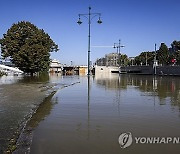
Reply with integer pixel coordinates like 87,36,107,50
95,53,119,66
49,59,63,73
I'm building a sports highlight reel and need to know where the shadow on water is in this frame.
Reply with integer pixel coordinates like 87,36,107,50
27,91,58,128
0,73,62,153
12,76,81,153
13,91,58,153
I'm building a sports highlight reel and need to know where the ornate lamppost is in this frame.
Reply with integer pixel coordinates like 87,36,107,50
77,7,102,76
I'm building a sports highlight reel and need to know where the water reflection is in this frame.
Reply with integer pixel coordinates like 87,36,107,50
87,76,90,140
0,75,23,85
18,73,50,84
0,73,50,85
95,73,122,90
23,75,180,154
27,92,58,128
14,92,58,153
95,74,180,109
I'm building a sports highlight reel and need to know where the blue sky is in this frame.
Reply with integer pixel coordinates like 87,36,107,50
0,0,180,65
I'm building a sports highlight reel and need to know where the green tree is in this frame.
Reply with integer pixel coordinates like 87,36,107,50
134,51,154,65
157,43,169,65
171,40,180,65
119,54,129,66
171,40,180,51
174,50,180,65
0,21,58,74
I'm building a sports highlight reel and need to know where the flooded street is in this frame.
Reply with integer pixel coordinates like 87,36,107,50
0,75,48,153
26,74,180,154
0,74,180,153
0,74,70,153
1,0,180,153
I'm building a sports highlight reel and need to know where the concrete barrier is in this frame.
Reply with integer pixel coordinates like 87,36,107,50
95,66,119,75
157,66,180,76
120,66,180,76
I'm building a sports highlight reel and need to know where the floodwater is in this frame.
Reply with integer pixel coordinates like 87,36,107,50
0,74,67,153
1,74,180,154
27,74,180,154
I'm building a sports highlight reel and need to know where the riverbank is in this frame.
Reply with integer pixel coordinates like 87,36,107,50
0,74,63,153
4,82,58,153
12,80,80,153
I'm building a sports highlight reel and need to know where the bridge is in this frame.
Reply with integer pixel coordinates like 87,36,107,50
0,64,24,75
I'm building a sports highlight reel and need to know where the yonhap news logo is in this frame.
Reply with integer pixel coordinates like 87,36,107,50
118,132,180,149
118,132,133,148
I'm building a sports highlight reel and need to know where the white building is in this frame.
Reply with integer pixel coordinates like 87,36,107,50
49,59,63,73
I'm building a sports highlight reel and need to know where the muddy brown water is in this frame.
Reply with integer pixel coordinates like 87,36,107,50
1,74,180,154
29,74,180,154
0,74,76,153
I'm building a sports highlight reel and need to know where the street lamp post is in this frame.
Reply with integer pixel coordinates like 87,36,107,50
77,7,102,76
113,39,125,67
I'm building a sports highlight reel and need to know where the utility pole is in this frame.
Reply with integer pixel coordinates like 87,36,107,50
113,39,125,67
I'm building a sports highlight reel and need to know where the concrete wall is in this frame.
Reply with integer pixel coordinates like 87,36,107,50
95,66,119,75
157,66,180,75
120,66,180,76
120,66,153,74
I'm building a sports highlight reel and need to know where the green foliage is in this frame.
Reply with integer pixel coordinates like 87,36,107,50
134,41,180,66
171,40,180,51
134,51,154,65
174,50,180,65
171,40,180,65
157,43,169,65
0,21,58,74
119,54,130,66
